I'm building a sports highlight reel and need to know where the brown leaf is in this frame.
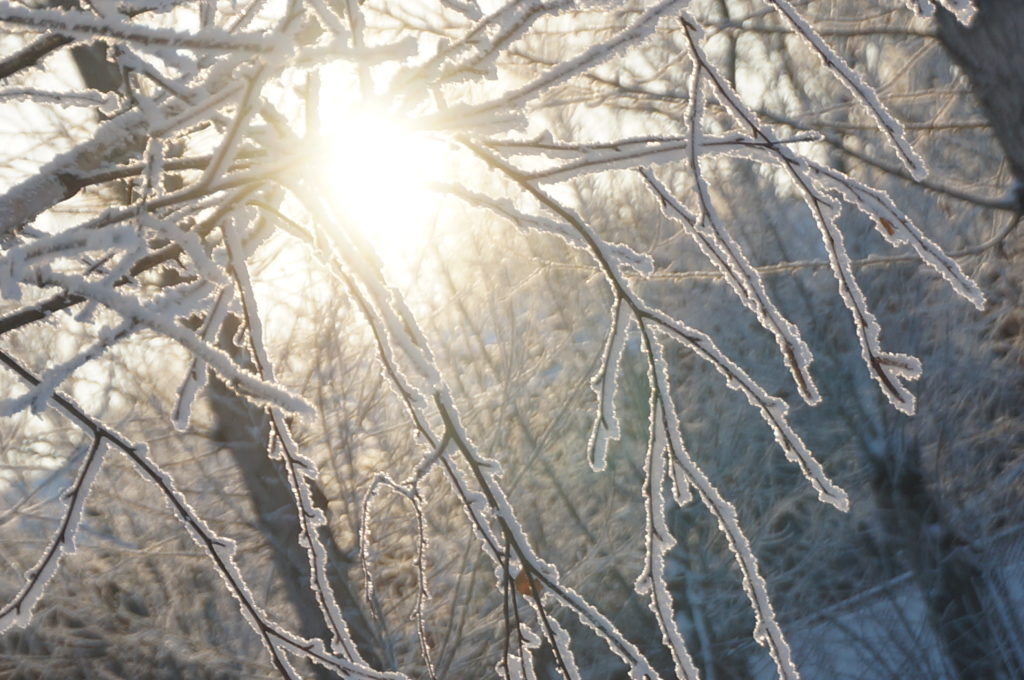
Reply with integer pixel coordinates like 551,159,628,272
515,569,542,597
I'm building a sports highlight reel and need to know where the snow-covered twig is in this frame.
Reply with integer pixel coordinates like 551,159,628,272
680,16,924,415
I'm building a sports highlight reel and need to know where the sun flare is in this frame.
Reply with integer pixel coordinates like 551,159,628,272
313,98,448,268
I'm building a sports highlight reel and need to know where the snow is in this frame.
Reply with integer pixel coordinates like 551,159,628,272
587,297,632,471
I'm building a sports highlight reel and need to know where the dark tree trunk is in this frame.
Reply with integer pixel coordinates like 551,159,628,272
935,0,1024,210
209,318,386,675
866,440,1007,680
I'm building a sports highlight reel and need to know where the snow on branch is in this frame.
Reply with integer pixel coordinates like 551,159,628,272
0,349,400,680
0,435,107,635
587,296,632,470
906,0,977,24
429,0,687,131
0,86,116,108
680,16,927,415
635,392,701,680
753,1,928,179
222,212,375,666
298,186,664,679
464,139,849,509
439,183,654,275
0,2,274,53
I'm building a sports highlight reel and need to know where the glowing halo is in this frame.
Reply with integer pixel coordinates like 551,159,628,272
312,95,449,271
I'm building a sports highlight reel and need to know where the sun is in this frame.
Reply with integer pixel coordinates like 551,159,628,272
312,88,449,273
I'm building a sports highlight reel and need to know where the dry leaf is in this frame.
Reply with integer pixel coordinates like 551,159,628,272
515,569,543,597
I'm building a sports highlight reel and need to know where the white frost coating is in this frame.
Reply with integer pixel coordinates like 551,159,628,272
441,0,688,128
647,333,799,680
904,1,979,34
358,473,430,675
0,170,76,240
442,185,654,275
670,458,694,509
0,87,117,109
587,297,632,470
41,270,312,413
71,242,147,325
30,223,139,261
173,285,234,431
714,142,986,310
0,109,147,239
0,437,106,634
465,138,838,675
145,46,199,80
515,567,584,680
441,453,505,560
759,0,928,179
408,489,435,678
451,0,573,85
906,0,934,16
677,64,818,405
359,478,384,603
440,0,481,19
316,227,439,442
123,443,400,680
199,69,268,189
636,392,700,680
938,0,976,24
272,632,406,680
541,616,582,680
681,20,922,417
396,0,563,97
809,202,923,414
0,245,26,301
528,139,690,184
649,309,848,509
0,2,274,53
472,143,848,509
223,216,374,668
141,137,164,199
305,0,349,38
428,391,662,680
501,652,529,680
312,221,481,679
316,178,665,677
490,132,816,177
515,623,542,680
0,0,991,675
2,224,140,296
642,165,819,404
139,213,225,284
0,319,132,416
301,185,457,407
805,160,985,310
4,278,210,416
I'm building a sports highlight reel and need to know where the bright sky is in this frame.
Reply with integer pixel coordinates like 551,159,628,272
314,94,449,269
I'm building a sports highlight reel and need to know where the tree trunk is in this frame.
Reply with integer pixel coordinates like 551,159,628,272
209,318,386,675
866,440,1007,680
935,0,1024,211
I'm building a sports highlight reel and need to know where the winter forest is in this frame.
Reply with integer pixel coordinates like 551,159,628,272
0,0,1022,677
